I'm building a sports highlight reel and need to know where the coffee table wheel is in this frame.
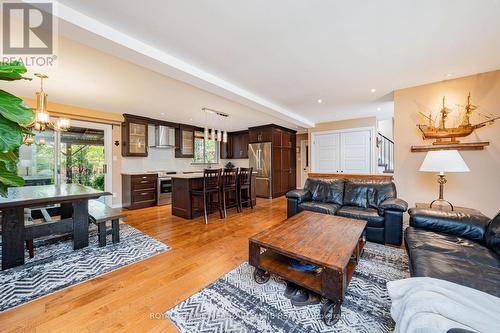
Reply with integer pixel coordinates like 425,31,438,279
253,268,270,284
321,300,341,326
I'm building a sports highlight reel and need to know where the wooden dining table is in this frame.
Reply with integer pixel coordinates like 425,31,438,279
0,184,110,270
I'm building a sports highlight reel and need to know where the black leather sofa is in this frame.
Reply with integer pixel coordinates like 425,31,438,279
405,208,500,297
286,178,408,245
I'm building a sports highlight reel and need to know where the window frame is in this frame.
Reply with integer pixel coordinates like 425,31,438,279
193,131,219,164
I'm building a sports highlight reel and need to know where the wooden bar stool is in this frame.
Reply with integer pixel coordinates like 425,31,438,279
238,167,254,210
191,169,223,224
221,168,240,218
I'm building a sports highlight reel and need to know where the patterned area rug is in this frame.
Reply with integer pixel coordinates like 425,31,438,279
166,242,409,333
0,223,169,312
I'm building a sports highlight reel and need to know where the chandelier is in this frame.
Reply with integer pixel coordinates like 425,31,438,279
25,74,71,141
203,107,228,143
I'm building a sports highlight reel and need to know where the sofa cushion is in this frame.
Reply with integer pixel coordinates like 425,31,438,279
485,212,500,256
409,208,490,243
368,182,397,208
343,181,370,208
337,205,384,228
298,201,340,215
305,178,344,205
405,227,500,297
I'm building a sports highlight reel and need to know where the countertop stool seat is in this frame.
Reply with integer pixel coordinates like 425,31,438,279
238,167,254,211
191,169,224,224
221,168,240,218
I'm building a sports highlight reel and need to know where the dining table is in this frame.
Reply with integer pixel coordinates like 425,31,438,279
0,184,110,270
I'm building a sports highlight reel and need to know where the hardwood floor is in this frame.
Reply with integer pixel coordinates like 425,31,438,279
0,197,289,333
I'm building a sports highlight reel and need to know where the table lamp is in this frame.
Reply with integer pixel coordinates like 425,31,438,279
419,150,470,210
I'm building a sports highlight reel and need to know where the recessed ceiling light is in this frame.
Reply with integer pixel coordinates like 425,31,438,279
189,118,193,121
317,99,323,104
446,73,454,77
377,107,382,111
160,112,165,115
370,88,376,93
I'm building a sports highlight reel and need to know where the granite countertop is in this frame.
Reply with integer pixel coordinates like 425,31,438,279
121,172,158,176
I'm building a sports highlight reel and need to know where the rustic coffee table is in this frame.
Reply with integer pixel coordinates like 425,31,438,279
249,211,367,326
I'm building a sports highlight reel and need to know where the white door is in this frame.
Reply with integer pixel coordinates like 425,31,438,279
341,130,372,174
299,140,309,188
312,132,341,173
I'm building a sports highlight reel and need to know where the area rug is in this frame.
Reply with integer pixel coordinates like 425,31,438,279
166,242,409,333
0,222,170,312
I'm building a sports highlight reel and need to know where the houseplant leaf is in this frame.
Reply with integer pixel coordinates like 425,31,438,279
0,61,31,81
0,115,23,152
0,150,17,162
0,90,34,125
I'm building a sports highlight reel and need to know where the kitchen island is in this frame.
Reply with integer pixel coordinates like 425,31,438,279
171,172,256,219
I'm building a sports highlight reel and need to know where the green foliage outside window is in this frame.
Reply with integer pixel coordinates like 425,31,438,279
193,137,218,164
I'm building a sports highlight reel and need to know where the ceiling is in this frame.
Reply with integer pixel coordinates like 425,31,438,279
15,1,500,128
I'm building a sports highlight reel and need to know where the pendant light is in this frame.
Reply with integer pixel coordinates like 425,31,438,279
26,74,71,139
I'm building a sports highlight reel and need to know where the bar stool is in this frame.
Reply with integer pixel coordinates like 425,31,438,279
238,167,254,210
191,169,223,224
221,168,240,218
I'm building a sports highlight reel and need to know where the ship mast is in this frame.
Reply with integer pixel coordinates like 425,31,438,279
461,92,477,127
439,96,450,130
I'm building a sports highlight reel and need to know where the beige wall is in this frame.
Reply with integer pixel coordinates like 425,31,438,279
394,70,500,217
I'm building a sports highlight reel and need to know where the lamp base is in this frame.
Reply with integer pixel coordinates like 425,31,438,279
429,174,454,211
430,199,454,211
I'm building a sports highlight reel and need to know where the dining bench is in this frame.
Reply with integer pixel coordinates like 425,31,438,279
88,200,127,247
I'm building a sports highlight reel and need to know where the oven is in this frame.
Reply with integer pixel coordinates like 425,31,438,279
157,177,172,205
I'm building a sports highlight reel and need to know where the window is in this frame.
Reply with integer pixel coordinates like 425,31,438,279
193,132,219,164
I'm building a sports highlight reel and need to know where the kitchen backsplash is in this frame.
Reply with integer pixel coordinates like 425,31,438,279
121,147,249,172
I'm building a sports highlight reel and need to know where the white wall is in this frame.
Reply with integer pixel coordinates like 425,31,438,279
377,118,394,140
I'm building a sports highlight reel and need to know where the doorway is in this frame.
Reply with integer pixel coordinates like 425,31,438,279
17,119,113,205
299,139,309,188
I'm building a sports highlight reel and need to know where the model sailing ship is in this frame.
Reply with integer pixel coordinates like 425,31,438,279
418,93,500,145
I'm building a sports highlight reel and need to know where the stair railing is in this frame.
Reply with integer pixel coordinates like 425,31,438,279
377,132,394,173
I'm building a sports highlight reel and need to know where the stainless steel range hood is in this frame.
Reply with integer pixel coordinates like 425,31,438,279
149,125,175,148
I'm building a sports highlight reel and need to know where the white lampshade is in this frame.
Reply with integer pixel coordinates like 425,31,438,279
419,150,470,174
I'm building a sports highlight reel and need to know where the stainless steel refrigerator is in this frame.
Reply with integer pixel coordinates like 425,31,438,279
249,142,272,198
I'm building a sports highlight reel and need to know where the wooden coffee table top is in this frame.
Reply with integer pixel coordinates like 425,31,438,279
250,211,367,271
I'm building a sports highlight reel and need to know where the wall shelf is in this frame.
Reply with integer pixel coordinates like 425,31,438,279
410,142,490,152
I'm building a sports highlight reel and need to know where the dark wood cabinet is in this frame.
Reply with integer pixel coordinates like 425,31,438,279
249,127,273,143
249,125,296,198
122,174,157,209
122,115,148,157
219,130,249,159
175,124,195,158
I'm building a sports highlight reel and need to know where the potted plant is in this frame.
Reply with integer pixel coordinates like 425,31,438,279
0,61,34,196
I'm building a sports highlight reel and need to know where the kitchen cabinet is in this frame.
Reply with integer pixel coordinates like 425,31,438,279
249,127,273,143
249,124,296,198
220,130,249,159
122,173,157,209
122,115,148,157
175,124,195,158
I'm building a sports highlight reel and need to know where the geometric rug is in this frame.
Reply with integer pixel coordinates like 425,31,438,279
0,222,170,312
166,242,409,333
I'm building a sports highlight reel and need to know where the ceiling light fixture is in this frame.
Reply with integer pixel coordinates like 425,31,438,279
370,88,376,93
317,99,323,104
203,107,229,143
25,74,71,143
446,73,454,77
377,107,382,111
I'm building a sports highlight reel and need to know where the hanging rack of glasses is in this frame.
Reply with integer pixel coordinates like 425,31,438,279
203,107,228,143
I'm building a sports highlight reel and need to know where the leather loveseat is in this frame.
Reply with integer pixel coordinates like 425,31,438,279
286,178,408,245
405,208,500,297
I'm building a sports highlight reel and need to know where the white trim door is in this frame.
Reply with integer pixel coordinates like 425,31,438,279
312,132,341,173
299,139,309,188
340,130,372,174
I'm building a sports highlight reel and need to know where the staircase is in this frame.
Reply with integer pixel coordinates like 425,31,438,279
377,132,394,174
